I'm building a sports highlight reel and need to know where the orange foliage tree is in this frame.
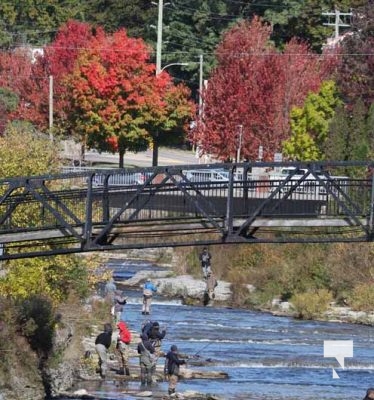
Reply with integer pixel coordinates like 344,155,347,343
66,27,194,167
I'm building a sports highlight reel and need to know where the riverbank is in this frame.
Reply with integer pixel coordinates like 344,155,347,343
117,261,374,327
4,247,373,400
58,286,374,400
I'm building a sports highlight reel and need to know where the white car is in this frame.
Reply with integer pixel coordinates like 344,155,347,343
183,169,230,182
269,167,348,195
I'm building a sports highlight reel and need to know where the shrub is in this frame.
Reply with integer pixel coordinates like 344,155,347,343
230,282,253,307
291,289,333,320
17,295,55,355
349,283,374,312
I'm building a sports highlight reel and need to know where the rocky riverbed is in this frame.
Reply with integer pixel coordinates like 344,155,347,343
3,248,374,400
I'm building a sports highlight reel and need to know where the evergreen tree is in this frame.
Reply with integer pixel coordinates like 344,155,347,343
324,99,369,168
0,0,84,48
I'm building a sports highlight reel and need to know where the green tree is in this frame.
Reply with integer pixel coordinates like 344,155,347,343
0,123,58,177
0,0,85,48
0,87,18,133
250,0,364,51
161,0,245,101
324,99,370,167
0,125,105,307
80,0,156,40
283,80,341,160
143,82,195,166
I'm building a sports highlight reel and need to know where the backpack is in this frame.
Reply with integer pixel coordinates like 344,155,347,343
141,321,153,336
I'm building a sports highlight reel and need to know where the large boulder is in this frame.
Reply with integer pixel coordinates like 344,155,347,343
154,275,232,302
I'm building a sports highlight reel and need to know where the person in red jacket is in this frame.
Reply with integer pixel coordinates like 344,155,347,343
116,321,132,375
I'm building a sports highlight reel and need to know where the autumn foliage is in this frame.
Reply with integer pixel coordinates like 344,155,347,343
0,20,194,166
62,24,194,166
191,17,338,162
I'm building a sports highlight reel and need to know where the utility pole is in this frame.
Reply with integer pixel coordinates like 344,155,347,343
152,0,163,167
156,0,163,75
322,8,352,40
198,54,203,117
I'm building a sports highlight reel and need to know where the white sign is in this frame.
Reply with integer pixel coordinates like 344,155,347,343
274,152,283,162
324,340,353,379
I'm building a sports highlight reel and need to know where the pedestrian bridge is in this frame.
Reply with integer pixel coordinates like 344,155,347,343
0,161,373,260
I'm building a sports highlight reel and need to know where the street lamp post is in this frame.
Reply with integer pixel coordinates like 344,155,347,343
160,62,189,72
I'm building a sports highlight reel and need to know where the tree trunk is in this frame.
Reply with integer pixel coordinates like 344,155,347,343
152,136,159,167
80,142,86,165
119,149,125,168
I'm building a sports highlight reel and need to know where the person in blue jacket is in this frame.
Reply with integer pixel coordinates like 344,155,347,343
142,278,157,315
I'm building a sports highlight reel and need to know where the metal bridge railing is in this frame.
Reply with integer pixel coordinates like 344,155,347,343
0,161,373,259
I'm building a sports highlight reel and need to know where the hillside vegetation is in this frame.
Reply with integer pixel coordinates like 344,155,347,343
176,242,374,318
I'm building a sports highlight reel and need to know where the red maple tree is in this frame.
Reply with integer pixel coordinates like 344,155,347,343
191,17,338,162
0,48,50,129
0,20,96,133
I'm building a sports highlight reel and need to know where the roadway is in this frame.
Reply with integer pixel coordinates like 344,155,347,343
61,140,214,167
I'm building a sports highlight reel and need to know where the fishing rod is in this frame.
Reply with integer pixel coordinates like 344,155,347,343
191,341,214,359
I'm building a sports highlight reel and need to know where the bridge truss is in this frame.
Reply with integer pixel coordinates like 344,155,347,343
0,161,373,260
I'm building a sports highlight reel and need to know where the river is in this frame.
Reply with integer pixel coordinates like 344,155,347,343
71,259,374,400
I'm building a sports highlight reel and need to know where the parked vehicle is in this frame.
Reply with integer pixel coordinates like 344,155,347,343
269,167,349,195
183,169,230,182
92,172,143,187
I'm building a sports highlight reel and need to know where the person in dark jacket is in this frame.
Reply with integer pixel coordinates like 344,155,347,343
199,247,212,279
137,333,156,385
142,321,166,361
95,323,113,378
165,345,186,395
113,291,128,322
364,388,374,400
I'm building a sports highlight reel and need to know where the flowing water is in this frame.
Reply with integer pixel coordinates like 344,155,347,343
70,259,374,399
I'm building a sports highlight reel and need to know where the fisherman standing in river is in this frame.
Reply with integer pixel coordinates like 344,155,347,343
165,344,186,396
116,321,131,376
142,278,157,315
104,278,117,310
142,320,166,362
113,290,128,323
199,247,212,279
203,271,218,306
94,323,113,379
137,333,156,386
